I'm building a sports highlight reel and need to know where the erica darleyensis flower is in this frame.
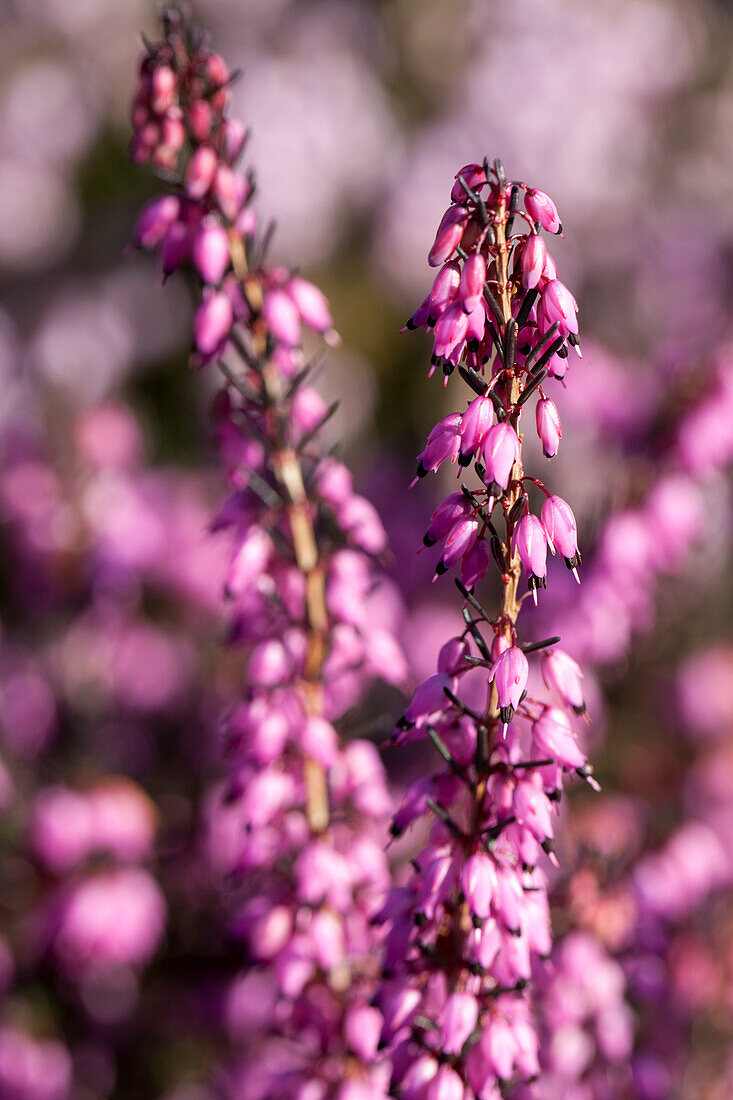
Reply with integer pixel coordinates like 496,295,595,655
380,159,597,1098
131,11,406,1098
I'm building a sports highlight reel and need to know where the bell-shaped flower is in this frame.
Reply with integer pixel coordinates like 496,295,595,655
511,514,548,601
542,648,585,713
541,493,580,577
481,422,520,492
489,645,529,727
535,396,562,458
532,706,586,770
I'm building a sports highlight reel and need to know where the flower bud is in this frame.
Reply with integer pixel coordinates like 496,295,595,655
187,99,212,142
525,187,562,234
481,422,519,492
262,288,301,348
428,205,468,268
212,164,247,221
521,234,547,290
535,397,562,458
184,145,218,199
160,220,190,276
428,262,461,322
151,65,176,114
223,118,248,163
459,252,486,313
286,277,334,335
440,992,478,1056
193,290,233,357
192,218,230,284
450,162,485,203
133,195,180,250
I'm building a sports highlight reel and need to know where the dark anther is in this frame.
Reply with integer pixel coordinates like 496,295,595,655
493,159,506,189
556,343,569,359
568,332,579,346
443,361,455,379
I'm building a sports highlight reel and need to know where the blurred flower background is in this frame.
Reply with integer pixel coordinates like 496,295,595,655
1,0,733,1096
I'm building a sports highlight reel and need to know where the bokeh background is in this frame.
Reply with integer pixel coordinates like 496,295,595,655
1,0,733,1096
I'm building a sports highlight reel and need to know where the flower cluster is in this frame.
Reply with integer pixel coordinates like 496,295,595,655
131,10,406,1098
377,160,597,1099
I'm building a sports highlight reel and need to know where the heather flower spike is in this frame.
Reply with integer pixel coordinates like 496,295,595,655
380,158,595,1098
131,10,405,1097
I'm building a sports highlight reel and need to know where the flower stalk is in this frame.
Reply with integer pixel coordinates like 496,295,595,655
130,9,407,1096
380,160,594,1098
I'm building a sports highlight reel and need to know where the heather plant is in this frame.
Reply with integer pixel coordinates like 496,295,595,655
131,9,406,1098
375,161,598,1098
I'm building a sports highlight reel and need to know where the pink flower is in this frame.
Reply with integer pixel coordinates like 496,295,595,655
525,187,562,234
521,234,548,290
541,279,579,337
535,396,562,458
482,422,520,491
512,514,548,598
428,205,468,267
489,645,529,725
541,493,580,574
542,648,585,714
